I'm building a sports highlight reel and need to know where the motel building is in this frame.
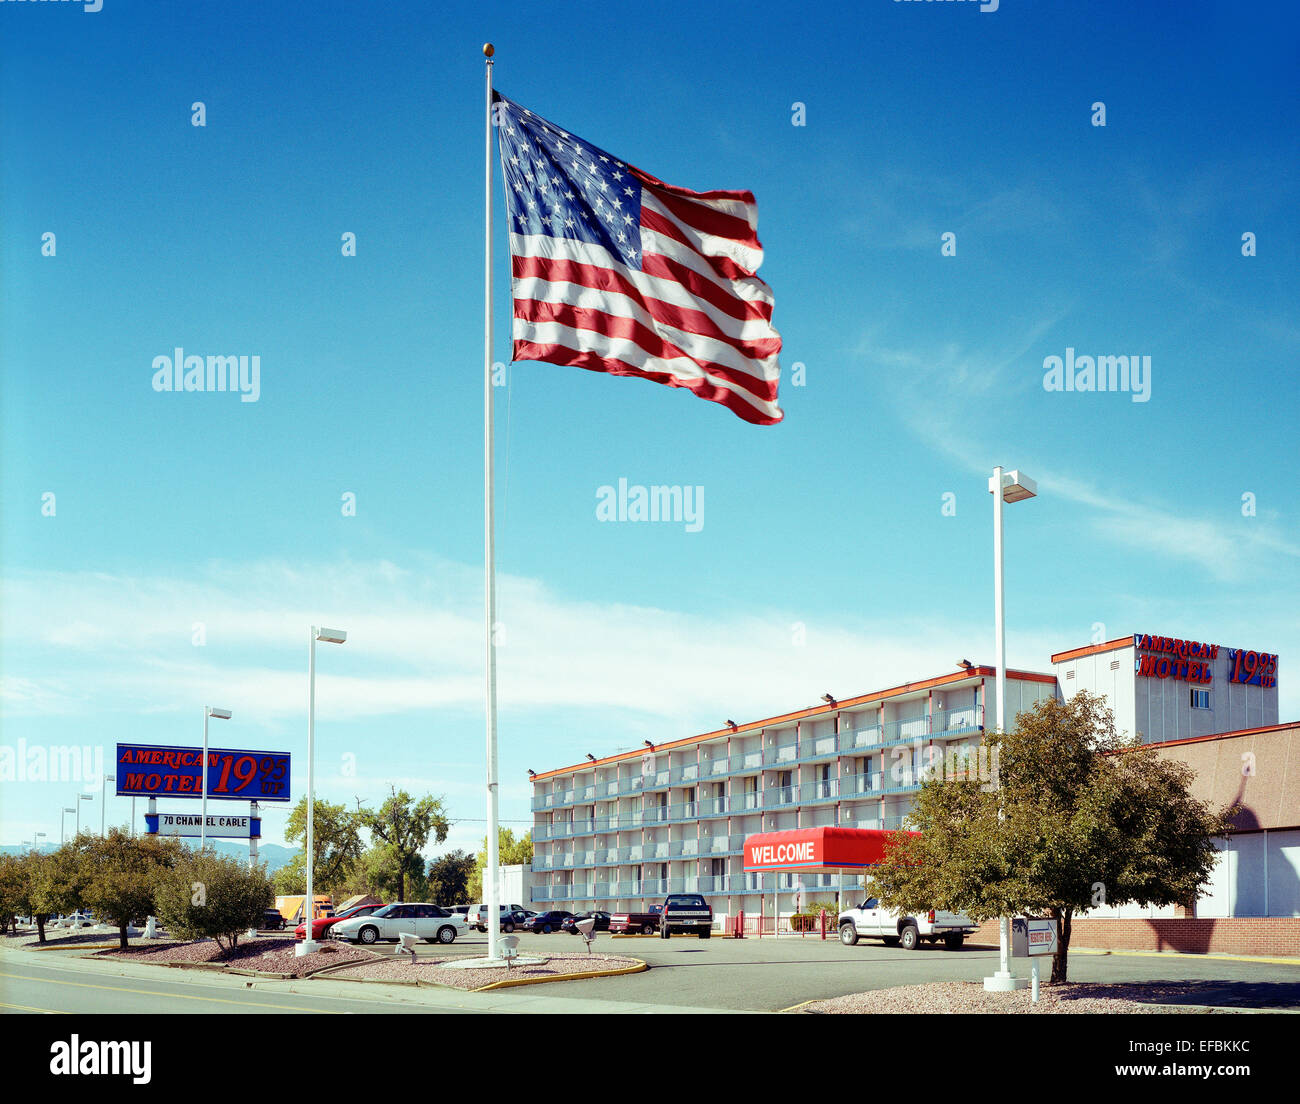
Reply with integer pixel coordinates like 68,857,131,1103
530,632,1300,954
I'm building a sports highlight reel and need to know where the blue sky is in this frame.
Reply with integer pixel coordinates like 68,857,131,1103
3,0,1297,856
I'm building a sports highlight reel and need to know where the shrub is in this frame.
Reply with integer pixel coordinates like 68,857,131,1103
154,848,273,956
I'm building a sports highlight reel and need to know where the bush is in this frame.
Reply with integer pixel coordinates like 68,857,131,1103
789,900,841,932
154,849,274,956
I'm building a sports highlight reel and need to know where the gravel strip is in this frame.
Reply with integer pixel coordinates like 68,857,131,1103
96,937,380,978
803,981,1228,1014
327,950,642,990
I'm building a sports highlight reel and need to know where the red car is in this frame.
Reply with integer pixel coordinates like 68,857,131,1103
294,903,384,941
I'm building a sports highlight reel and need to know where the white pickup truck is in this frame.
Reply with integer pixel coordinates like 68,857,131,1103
838,897,977,951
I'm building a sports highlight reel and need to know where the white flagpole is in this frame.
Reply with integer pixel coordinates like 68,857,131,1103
483,41,501,963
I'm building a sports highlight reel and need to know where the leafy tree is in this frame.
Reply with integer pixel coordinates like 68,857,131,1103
29,837,95,944
0,853,28,934
154,848,274,955
426,850,476,905
78,830,185,948
281,797,364,898
467,828,533,902
356,789,449,902
866,691,1230,983
353,842,427,902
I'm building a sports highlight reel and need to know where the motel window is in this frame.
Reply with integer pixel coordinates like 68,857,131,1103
1190,689,1211,709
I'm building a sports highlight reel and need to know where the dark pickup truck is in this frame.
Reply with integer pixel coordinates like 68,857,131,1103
609,904,663,934
659,893,713,939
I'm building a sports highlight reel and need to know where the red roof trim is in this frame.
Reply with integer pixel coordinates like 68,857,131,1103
532,666,1054,782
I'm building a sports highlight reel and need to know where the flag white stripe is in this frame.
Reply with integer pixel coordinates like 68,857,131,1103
515,282,779,383
641,192,764,274
512,273,777,347
511,231,774,309
514,318,783,421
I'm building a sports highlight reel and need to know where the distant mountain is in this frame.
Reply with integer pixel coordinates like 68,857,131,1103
212,840,297,872
0,839,297,873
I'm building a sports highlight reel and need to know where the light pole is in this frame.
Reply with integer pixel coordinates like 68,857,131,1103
100,773,115,837
201,707,233,850
984,466,1036,993
296,626,347,957
61,807,74,845
74,793,92,837
29,832,46,852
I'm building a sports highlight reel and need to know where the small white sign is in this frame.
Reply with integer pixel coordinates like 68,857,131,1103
156,813,252,838
1012,917,1058,957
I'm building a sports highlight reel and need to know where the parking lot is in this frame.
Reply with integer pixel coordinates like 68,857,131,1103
354,929,1300,1012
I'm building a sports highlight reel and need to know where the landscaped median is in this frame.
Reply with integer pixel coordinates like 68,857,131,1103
793,981,1255,1014
315,951,646,991
93,937,380,979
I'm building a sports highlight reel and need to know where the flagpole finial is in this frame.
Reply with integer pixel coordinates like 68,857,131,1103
483,43,495,57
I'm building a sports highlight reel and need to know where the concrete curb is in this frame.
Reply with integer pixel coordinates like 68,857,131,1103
473,958,647,991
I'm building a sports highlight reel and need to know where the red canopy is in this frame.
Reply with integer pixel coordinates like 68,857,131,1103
742,826,919,873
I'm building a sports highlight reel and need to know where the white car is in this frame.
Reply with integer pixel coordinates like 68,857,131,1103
331,903,466,946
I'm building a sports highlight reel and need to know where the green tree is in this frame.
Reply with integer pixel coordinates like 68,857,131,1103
467,828,533,902
356,788,449,902
281,797,364,899
866,691,1230,983
0,853,28,934
79,830,185,948
426,850,476,905
29,837,94,944
154,848,274,955
353,842,427,902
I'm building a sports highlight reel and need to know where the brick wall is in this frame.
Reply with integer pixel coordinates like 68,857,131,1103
970,917,1300,957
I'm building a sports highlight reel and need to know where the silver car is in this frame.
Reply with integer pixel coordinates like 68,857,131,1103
331,902,466,946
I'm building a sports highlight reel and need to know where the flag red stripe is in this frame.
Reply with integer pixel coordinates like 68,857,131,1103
515,340,781,426
638,251,772,323
640,207,754,282
628,165,755,205
512,255,780,359
642,182,760,250
515,298,779,401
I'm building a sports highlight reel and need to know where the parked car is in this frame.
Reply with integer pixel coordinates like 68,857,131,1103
466,903,532,933
561,911,611,935
331,903,466,946
837,898,977,950
609,904,663,935
659,894,713,938
262,909,287,931
294,902,384,942
521,910,574,934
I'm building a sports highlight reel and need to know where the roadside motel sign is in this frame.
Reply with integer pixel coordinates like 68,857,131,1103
147,812,259,839
1011,917,1058,957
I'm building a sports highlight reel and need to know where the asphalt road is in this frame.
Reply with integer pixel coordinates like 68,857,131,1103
438,930,1300,1012
0,953,478,1015
5,929,1299,1015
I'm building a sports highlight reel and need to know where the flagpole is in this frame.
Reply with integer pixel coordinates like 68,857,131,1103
483,41,501,963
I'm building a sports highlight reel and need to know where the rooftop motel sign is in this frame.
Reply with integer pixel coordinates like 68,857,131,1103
1133,634,1278,689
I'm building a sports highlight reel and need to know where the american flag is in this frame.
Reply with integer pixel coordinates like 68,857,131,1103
494,93,782,426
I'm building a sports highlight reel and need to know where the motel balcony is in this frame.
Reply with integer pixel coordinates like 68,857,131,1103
529,706,986,811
